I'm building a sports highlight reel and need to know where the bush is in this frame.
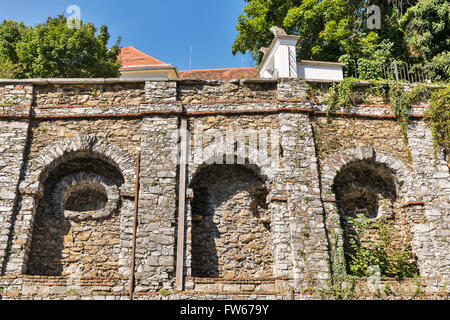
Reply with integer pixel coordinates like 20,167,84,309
426,52,450,82
346,214,419,279
357,58,381,80
339,54,357,78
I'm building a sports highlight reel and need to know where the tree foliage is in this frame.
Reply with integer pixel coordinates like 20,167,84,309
0,15,121,78
232,0,449,82
0,55,22,78
233,0,416,64
400,0,450,62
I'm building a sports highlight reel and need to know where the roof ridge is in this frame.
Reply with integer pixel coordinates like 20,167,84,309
119,46,169,66
180,67,256,72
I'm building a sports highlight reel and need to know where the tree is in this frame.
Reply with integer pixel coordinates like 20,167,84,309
232,0,417,67
0,15,121,78
400,0,449,62
0,55,22,78
0,20,24,64
400,0,449,81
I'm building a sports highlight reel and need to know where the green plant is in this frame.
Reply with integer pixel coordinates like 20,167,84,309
0,16,121,78
324,78,357,121
66,288,77,295
412,276,425,298
0,55,22,78
297,249,307,259
0,99,20,106
424,86,450,159
345,214,419,279
159,288,169,297
388,82,430,163
305,83,314,101
389,82,411,140
383,282,394,296
325,226,358,300
443,279,448,294
357,58,381,80
426,52,450,82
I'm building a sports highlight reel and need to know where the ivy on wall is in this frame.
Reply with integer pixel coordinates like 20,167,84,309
424,86,450,159
323,78,356,121
308,80,449,162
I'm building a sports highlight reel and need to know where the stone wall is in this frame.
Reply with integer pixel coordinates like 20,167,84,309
0,78,448,299
189,164,273,279
0,121,29,271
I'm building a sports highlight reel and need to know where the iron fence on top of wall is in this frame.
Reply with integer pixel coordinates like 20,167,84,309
346,60,430,83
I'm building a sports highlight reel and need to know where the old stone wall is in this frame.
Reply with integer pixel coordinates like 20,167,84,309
0,78,448,300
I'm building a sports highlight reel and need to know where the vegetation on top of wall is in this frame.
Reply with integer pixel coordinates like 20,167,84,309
0,16,121,78
308,80,449,163
388,82,429,158
323,78,357,121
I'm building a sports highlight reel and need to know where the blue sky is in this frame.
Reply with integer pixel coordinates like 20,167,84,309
0,0,254,71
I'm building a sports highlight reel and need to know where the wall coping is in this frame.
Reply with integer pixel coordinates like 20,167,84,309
0,78,447,89
0,78,280,85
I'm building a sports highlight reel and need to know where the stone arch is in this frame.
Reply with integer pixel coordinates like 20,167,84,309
322,146,421,203
189,143,278,184
325,146,420,277
52,172,120,221
23,135,136,277
187,156,274,279
21,135,136,195
333,160,397,219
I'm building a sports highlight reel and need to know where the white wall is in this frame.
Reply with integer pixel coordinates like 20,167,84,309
297,64,344,81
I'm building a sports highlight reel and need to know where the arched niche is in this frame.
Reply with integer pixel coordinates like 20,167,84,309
332,158,418,277
189,162,273,279
24,136,134,277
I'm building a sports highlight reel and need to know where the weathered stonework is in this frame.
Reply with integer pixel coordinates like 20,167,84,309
0,78,448,300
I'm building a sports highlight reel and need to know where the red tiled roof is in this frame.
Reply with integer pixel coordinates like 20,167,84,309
118,46,173,70
179,67,258,81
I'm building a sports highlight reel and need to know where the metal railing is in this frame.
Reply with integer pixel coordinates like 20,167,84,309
346,60,430,83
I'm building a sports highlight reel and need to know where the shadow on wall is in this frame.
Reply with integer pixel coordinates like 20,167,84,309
189,163,272,279
26,155,124,277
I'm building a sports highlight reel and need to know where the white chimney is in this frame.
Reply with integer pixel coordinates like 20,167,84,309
258,26,345,81
258,26,300,78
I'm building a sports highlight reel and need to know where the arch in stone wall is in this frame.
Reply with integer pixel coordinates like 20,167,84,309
322,146,421,203
23,135,136,277
189,151,276,185
187,154,275,279
324,146,422,277
21,135,136,195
